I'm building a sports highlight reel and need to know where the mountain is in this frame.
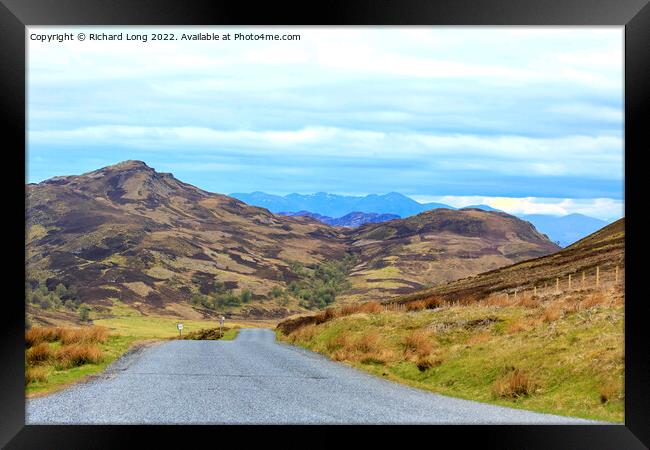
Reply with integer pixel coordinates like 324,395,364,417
341,208,561,301
396,218,624,306
231,191,452,217
279,211,400,228
26,161,561,317
26,161,347,318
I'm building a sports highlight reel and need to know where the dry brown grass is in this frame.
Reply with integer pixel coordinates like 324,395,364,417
26,342,54,365
493,368,537,399
581,292,608,309
357,301,384,314
287,324,317,343
25,327,64,347
405,300,427,311
55,344,104,368
403,330,434,358
325,331,352,352
59,326,109,345
506,318,531,334
516,293,538,309
482,294,512,308
25,366,48,385
599,380,622,404
542,304,563,323
355,332,382,353
467,331,492,345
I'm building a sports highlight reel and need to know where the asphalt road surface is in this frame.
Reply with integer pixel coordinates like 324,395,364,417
27,328,601,424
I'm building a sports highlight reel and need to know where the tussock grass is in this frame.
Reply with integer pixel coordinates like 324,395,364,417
55,344,104,369
60,326,109,345
493,368,537,399
403,330,434,358
25,327,65,347
26,342,55,365
25,367,48,385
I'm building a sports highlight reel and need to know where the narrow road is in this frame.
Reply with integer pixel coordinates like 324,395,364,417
27,328,599,424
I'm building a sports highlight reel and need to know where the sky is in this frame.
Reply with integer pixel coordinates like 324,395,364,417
27,27,624,220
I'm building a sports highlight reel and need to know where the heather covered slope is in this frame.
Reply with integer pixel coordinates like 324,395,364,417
341,208,561,302
26,161,347,318
394,218,624,306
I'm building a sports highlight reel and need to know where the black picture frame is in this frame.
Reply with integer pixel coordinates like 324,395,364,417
1,0,647,447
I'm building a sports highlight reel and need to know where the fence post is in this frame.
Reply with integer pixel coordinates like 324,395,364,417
556,277,559,294
568,274,572,290
615,265,619,283
582,271,585,288
534,286,537,296
514,290,517,301
596,266,600,288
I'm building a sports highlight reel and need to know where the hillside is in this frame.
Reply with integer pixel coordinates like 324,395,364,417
342,208,561,301
26,161,561,320
394,217,624,306
26,161,347,319
276,220,625,422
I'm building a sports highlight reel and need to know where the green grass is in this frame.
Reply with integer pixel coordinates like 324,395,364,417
94,315,235,339
278,297,624,423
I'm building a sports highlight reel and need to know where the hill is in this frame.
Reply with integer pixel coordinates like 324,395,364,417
26,161,347,319
395,218,624,306
342,208,560,301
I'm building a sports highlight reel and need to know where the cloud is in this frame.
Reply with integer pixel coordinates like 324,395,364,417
411,195,624,221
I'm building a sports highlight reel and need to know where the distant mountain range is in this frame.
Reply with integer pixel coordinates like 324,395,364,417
279,211,401,228
230,191,451,218
231,191,612,247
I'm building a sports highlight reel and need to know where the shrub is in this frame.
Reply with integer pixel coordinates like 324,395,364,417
506,319,527,334
493,368,536,399
26,342,54,365
403,330,434,358
25,366,48,385
56,344,103,368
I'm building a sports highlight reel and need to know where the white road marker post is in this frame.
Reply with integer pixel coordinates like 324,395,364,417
568,274,572,290
177,322,183,338
615,265,619,283
219,316,225,338
596,266,600,288
556,278,559,294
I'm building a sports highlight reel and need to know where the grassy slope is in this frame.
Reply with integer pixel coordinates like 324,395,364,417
277,289,624,423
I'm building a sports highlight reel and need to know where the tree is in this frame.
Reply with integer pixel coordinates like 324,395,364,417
240,289,252,303
55,283,67,297
78,304,91,322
